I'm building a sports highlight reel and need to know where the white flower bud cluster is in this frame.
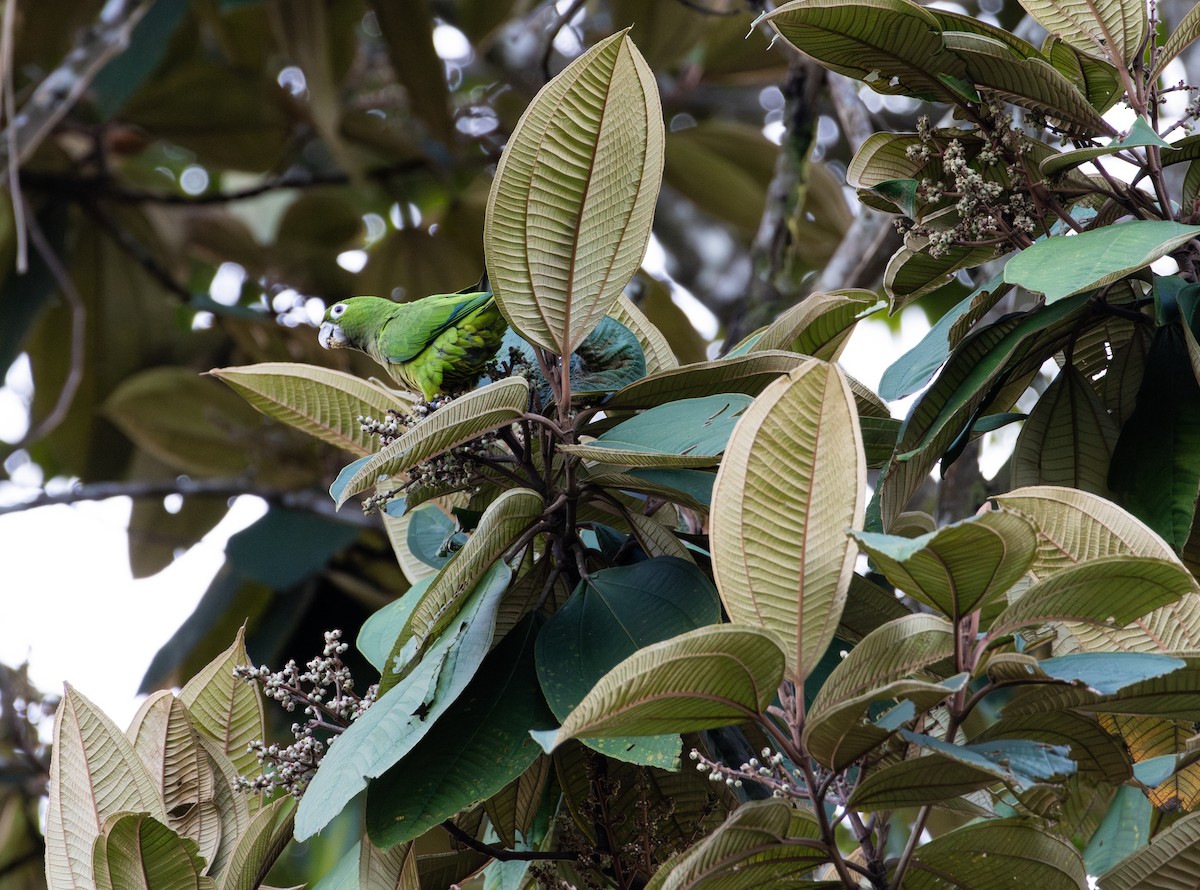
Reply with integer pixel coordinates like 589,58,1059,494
901,113,1040,259
232,630,377,799
688,746,804,800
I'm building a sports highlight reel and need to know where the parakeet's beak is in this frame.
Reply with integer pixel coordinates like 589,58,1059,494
318,321,347,349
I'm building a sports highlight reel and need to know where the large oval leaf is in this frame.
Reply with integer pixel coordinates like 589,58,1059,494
762,0,962,101
294,565,509,841
535,558,721,768
904,817,1087,889
1016,0,1146,64
711,359,865,682
92,814,211,890
995,485,1180,575
989,556,1196,638
562,394,753,467
1004,222,1200,303
749,289,881,360
851,510,1038,620
384,488,540,692
365,615,554,849
485,30,664,356
994,486,1200,655
210,362,411,457
531,625,786,751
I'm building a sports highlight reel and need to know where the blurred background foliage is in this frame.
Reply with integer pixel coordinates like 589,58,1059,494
0,0,1062,885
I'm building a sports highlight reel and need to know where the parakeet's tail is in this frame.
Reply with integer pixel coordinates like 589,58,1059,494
456,271,490,296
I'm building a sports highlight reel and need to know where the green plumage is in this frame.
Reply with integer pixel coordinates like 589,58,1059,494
318,289,506,400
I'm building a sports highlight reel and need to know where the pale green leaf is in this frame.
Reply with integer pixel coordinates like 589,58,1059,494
1016,0,1147,64
711,359,865,682
905,818,1087,889
216,797,294,890
611,293,678,375
485,30,664,355
294,567,509,841
851,510,1038,619
210,362,411,457
1004,222,1200,303
92,814,213,890
994,486,1200,655
806,614,955,727
762,0,962,101
989,556,1196,637
330,377,530,507
46,685,166,890
365,615,554,848
127,694,223,874
531,625,786,751
384,516,526,694
1013,363,1120,494
178,627,265,785
749,290,882,361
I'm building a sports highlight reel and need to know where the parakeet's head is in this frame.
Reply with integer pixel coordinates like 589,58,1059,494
318,297,385,350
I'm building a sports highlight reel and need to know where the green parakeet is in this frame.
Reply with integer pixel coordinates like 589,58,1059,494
318,286,506,400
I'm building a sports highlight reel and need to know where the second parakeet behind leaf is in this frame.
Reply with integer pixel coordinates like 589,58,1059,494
318,284,506,400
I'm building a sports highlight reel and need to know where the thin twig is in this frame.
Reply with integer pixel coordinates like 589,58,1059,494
0,475,375,525
540,0,588,81
441,819,578,862
0,0,153,180
79,198,194,303
15,198,86,449
0,0,25,271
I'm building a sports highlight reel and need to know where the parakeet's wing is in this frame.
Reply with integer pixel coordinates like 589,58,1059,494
376,290,494,363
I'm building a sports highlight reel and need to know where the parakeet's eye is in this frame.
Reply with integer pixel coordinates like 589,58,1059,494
329,302,348,319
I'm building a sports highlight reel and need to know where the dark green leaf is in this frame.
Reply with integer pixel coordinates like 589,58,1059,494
366,615,555,848
294,563,509,840
536,558,721,768
562,394,753,467
1109,322,1200,550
